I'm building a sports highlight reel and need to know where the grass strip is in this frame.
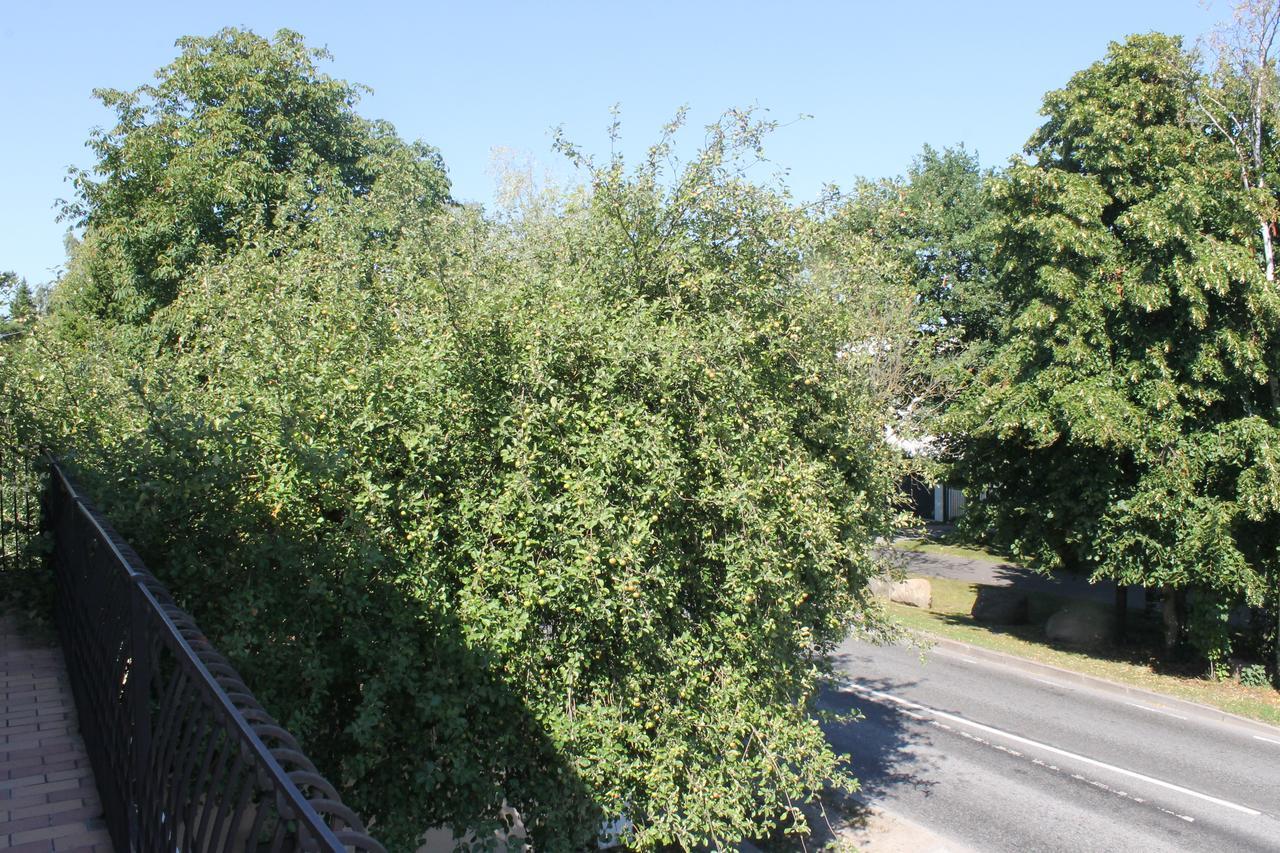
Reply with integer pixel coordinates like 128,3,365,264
892,538,1011,563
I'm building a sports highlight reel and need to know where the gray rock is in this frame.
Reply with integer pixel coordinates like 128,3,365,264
1045,604,1111,647
867,576,895,600
889,578,932,609
971,587,1029,625
867,576,932,608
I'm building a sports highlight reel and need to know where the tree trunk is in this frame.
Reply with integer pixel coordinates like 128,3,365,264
1114,584,1128,643
1260,216,1275,281
1162,584,1181,654
1275,582,1279,688
1271,377,1280,685
1253,69,1274,282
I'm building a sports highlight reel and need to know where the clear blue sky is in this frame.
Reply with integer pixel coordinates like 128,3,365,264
1,1,1222,287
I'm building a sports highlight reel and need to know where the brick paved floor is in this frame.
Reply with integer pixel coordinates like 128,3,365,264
0,614,113,852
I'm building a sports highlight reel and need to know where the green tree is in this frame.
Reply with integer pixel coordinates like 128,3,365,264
9,282,35,324
56,28,449,325
1,273,35,334
832,146,995,344
950,33,1280,670
1196,0,1280,682
821,146,997,467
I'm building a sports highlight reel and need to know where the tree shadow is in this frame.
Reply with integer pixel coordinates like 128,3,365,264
819,676,940,798
747,656,941,851
58,450,600,852
893,525,1152,613
930,592,1191,676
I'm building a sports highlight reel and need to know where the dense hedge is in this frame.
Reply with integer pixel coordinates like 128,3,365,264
3,40,906,845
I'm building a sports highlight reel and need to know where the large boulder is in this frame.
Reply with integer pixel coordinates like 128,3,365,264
867,576,896,599
867,576,932,608
1045,604,1111,647
971,586,1029,625
890,578,932,609
896,573,936,607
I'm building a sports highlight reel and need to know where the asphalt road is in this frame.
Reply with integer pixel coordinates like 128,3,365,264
823,638,1280,852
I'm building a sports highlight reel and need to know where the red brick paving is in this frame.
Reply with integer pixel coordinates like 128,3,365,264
0,615,113,852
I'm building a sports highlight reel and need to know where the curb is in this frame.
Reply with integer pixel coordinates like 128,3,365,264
917,631,1280,739
840,796,975,853
736,794,973,853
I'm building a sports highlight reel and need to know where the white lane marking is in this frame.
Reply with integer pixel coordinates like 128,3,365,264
847,683,1261,817
933,708,1194,822
959,656,980,664
1032,677,1072,689
1254,735,1280,747
1125,702,1188,721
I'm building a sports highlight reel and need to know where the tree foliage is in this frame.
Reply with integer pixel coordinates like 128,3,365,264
1196,0,1280,281
1,272,36,333
832,145,996,344
819,146,997,470
5,31,906,847
950,33,1280,667
56,28,449,326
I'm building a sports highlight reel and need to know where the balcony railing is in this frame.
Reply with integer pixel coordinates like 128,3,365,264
44,460,386,853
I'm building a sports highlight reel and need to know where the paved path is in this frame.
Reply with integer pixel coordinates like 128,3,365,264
826,637,1280,852
0,614,113,852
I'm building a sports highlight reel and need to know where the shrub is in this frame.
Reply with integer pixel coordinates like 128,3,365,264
1239,663,1271,688
6,109,905,849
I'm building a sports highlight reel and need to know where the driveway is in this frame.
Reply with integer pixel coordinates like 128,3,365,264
885,544,1149,610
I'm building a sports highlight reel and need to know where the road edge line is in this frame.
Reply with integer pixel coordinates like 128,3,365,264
915,631,1280,739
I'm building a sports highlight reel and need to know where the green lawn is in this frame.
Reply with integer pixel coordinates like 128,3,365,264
888,575,1280,727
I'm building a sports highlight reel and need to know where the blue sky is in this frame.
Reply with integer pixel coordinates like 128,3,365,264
1,1,1222,287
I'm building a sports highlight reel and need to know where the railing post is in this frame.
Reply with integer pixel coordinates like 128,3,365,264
128,581,152,850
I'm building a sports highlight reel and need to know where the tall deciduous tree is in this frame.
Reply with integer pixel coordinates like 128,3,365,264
822,146,997,467
832,146,996,344
1196,0,1280,682
1196,0,1280,282
57,28,449,325
951,33,1280,670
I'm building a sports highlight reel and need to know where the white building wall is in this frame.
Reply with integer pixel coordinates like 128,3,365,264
932,485,967,522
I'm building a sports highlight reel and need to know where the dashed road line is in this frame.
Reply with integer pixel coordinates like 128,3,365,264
930,717,1197,822
1068,772,1195,823
1253,735,1280,747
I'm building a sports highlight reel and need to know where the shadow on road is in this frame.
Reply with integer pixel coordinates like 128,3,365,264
820,676,939,798
749,657,940,850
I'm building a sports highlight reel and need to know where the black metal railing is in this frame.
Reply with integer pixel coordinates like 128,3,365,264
0,429,39,590
46,461,386,853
